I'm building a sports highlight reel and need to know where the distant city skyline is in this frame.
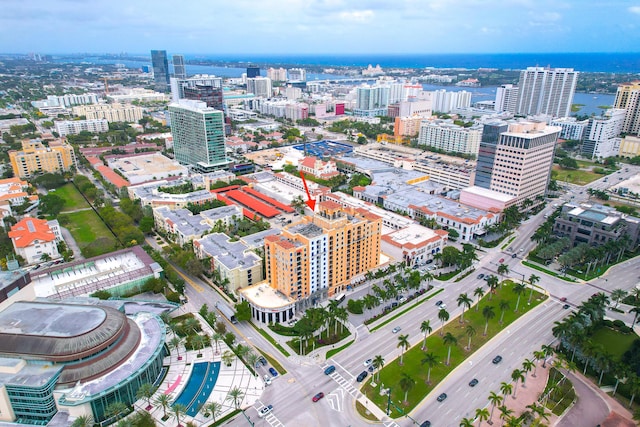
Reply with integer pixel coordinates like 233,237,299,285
1,0,640,54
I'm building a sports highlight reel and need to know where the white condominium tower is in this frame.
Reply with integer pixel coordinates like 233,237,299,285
515,67,578,118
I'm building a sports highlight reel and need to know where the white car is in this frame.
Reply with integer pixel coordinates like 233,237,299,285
263,375,272,386
363,358,373,367
258,405,273,418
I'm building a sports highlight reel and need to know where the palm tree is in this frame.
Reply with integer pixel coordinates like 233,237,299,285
184,316,200,334
486,275,499,300
499,381,513,401
71,415,94,427
511,368,525,398
211,332,223,354
541,344,554,368
222,350,235,367
172,403,187,427
475,407,490,427
482,305,495,336
169,336,183,359
155,393,172,420
459,417,474,427
421,352,438,384
245,352,259,373
191,334,205,356
203,401,222,422
105,401,128,421
136,382,156,409
438,308,449,335
420,320,433,350
474,286,485,311
457,293,473,323
465,325,476,351
487,390,503,424
442,332,457,366
498,299,510,324
235,344,250,361
522,358,535,386
497,263,509,282
631,306,640,328
226,386,245,409
513,283,526,312
399,372,415,404
373,354,385,383
532,350,545,377
397,334,410,365
611,288,627,308
499,404,514,424
527,274,540,304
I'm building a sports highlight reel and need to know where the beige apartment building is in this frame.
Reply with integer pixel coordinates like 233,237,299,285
9,140,77,178
614,81,640,135
72,103,144,123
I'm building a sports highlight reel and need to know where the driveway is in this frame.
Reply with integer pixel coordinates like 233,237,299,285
59,225,84,261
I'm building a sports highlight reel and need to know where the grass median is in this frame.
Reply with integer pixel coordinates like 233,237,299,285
362,280,547,416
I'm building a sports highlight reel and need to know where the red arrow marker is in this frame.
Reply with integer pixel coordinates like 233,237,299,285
299,171,316,211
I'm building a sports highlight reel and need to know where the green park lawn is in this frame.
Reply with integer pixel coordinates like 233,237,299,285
50,183,91,212
58,210,117,257
551,166,601,186
589,327,637,361
362,281,547,416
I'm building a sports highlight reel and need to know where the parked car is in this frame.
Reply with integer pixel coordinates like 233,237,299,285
356,371,368,382
477,273,485,279
258,405,273,418
263,375,272,386
324,365,336,375
420,422,431,427
312,392,325,402
492,355,503,364
269,367,278,376
363,358,373,367
259,356,268,366
392,326,402,334
436,393,448,402
469,378,479,387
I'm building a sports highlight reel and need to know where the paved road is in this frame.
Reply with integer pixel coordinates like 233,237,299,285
557,370,610,427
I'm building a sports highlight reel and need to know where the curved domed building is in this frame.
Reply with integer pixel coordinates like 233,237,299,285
0,300,166,425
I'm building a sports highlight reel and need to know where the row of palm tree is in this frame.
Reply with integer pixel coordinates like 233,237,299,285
461,345,554,426
293,300,349,354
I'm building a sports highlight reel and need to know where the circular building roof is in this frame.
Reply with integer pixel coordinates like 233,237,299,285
0,301,127,362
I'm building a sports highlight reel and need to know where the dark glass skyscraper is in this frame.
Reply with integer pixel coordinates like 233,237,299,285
151,50,170,92
246,66,260,78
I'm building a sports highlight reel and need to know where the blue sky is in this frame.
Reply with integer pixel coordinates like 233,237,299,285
1,0,639,54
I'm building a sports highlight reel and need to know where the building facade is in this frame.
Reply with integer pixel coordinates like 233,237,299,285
475,121,561,206
614,81,640,135
417,120,483,156
580,109,625,159
550,117,589,140
246,77,272,98
151,50,170,92
9,217,62,264
54,119,109,136
494,84,519,113
9,140,78,178
619,135,640,158
172,54,187,79
515,67,578,118
169,100,229,173
72,103,144,123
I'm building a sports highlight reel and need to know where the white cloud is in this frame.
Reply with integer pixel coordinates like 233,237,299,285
338,10,374,22
629,6,640,14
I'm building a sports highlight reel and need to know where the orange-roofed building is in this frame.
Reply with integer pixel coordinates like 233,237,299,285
298,156,340,180
0,177,36,206
9,217,62,264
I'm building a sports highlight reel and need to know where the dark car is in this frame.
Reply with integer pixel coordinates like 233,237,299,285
563,304,571,310
269,367,278,377
324,365,336,375
492,355,503,364
368,364,375,372
436,393,447,402
469,378,479,387
312,392,325,402
356,371,368,382
511,253,517,259
477,273,485,279
435,300,443,306
420,422,431,427
426,259,433,264
259,356,268,366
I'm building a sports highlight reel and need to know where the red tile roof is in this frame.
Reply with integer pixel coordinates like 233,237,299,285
9,218,56,248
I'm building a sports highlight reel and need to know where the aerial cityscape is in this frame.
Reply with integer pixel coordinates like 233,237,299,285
0,2,640,427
